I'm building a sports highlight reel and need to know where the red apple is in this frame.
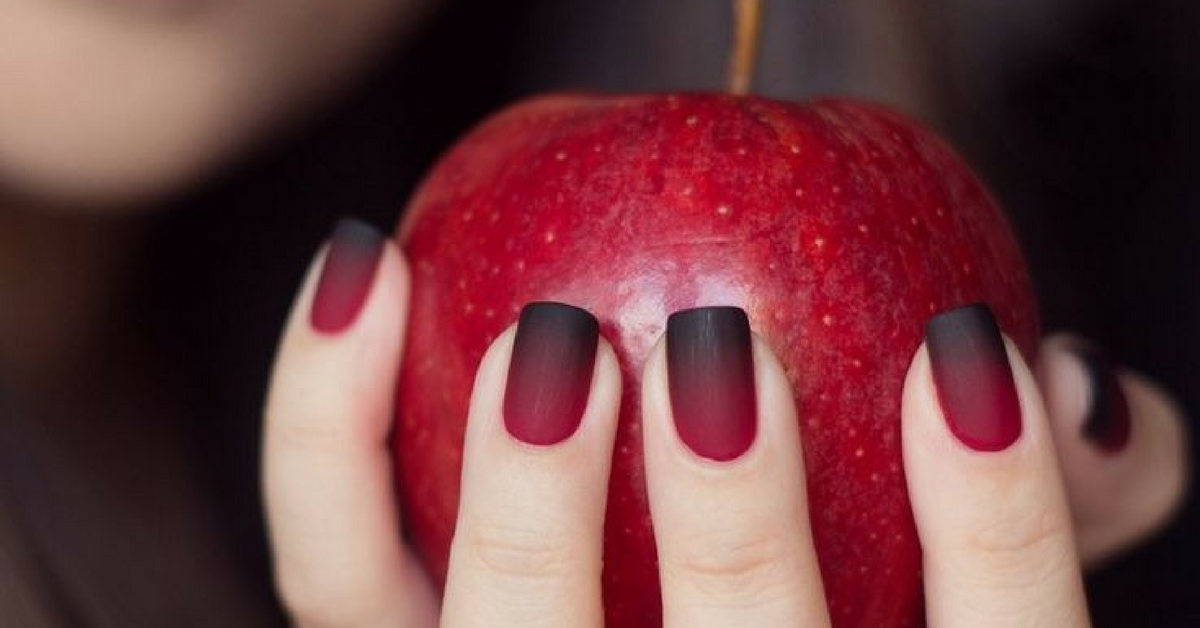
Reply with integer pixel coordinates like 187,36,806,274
394,93,1038,628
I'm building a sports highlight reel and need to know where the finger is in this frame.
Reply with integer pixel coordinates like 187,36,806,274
440,302,620,628
263,219,437,628
1037,334,1190,567
903,304,1090,628
642,307,830,628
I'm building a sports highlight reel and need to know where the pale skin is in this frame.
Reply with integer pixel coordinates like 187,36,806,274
0,1,1187,625
263,239,1188,627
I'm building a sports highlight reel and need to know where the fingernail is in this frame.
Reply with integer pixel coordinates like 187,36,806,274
310,218,386,334
666,306,757,462
503,302,600,446
926,303,1022,452
1072,346,1132,454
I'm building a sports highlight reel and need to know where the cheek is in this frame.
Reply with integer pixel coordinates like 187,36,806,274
0,0,414,209
0,4,266,207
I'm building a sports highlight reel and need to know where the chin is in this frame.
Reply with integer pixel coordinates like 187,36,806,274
0,0,426,211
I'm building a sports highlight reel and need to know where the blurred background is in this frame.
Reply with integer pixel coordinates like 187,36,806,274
0,0,1195,626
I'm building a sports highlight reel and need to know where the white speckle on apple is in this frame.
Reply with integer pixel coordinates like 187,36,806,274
910,216,919,226
514,260,526,271
555,150,567,161
681,185,694,196
858,224,869,234
822,314,834,326
736,147,747,156
593,144,603,153
483,308,495,318
851,359,862,368
543,230,556,243
789,144,801,154
813,236,826,249
716,204,732,216
855,447,864,458
685,115,698,126
794,187,805,197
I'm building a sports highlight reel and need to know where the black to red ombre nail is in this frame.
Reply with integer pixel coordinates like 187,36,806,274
926,303,1022,452
666,306,757,462
310,219,386,334
503,302,600,446
1073,346,1132,454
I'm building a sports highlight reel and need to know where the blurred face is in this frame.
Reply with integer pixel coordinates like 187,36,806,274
0,0,425,208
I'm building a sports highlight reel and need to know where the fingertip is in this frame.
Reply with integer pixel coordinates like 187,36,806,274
443,303,615,627
263,223,433,628
1036,334,1190,566
902,306,1087,626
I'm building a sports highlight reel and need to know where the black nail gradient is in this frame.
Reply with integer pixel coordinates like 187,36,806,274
503,302,599,446
1073,346,1132,454
310,218,385,334
666,306,757,461
926,303,1022,452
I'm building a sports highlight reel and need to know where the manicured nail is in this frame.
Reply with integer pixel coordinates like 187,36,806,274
1072,346,1132,454
666,306,757,462
926,303,1022,452
310,218,386,334
503,302,600,446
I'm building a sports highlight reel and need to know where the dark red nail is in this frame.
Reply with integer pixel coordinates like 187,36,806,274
310,218,385,334
503,302,599,446
926,303,1022,452
666,306,757,462
1072,346,1132,454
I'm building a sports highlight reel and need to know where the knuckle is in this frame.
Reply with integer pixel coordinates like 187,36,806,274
265,394,357,459
959,508,1075,585
664,524,798,603
458,518,582,583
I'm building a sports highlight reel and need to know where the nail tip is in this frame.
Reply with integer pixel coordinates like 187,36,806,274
309,217,386,334
1072,346,1133,454
925,301,1022,453
666,304,757,462
333,217,384,243
504,300,599,447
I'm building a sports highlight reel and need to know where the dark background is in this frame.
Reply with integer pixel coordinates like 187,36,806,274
150,1,1198,625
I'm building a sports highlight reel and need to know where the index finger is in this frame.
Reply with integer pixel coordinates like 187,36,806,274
263,219,436,628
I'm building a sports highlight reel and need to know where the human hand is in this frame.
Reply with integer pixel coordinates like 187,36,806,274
262,218,1187,626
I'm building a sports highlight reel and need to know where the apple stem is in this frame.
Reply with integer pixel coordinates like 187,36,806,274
727,0,762,95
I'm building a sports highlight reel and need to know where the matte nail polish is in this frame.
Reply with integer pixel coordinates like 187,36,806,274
1073,347,1132,454
926,303,1022,452
310,219,385,334
666,306,757,462
503,302,599,446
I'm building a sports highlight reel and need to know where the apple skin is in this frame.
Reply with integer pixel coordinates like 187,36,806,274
394,93,1039,628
